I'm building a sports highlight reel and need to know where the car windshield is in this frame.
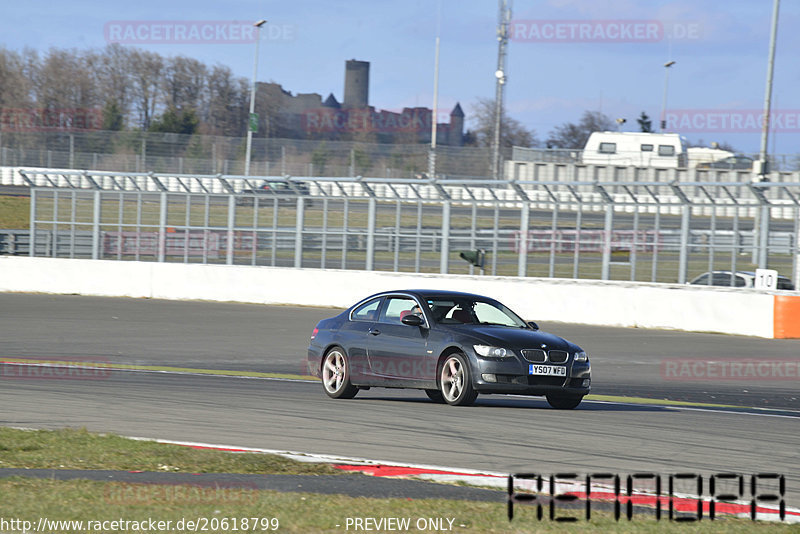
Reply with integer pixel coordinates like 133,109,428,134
425,297,527,327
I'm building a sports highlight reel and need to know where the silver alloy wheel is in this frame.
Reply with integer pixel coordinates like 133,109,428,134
439,352,477,406
441,356,465,403
322,349,347,394
321,347,358,399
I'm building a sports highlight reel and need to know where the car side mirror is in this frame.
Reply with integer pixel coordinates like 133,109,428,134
527,321,539,331
401,314,424,327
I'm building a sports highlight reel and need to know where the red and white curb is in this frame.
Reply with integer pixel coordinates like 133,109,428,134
138,436,799,524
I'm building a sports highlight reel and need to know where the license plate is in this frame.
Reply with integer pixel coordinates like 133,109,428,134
529,364,566,376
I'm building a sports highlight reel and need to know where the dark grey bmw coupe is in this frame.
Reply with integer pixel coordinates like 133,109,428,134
307,290,591,408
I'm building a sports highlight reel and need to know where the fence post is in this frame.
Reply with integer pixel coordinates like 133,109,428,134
517,202,529,277
601,204,613,280
677,204,691,284
226,194,235,265
92,190,101,260
365,197,376,271
29,188,36,257
440,201,451,274
158,192,167,262
294,196,305,268
757,204,770,269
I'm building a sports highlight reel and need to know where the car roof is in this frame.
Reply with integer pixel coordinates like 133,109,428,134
359,289,496,302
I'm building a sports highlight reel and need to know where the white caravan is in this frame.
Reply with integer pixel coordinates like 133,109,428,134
582,132,688,168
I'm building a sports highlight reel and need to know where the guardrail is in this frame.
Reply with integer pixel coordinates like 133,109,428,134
18,169,800,286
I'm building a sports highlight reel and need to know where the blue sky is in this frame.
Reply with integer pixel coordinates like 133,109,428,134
3,0,799,154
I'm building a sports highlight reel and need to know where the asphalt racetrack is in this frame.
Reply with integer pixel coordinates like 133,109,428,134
1,293,798,504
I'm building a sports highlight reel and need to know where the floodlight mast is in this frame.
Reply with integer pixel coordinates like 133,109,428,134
244,19,268,176
491,0,510,180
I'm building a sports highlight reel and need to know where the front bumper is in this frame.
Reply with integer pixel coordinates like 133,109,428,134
472,356,591,396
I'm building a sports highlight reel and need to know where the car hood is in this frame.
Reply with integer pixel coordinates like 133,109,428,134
452,325,574,351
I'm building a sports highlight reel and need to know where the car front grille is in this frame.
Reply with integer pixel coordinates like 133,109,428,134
521,349,546,362
521,349,569,363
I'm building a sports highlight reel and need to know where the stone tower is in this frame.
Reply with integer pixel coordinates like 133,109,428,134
448,103,465,146
343,59,369,109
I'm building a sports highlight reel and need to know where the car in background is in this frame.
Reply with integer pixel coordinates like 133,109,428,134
696,155,754,170
236,179,312,206
307,290,591,408
688,270,794,290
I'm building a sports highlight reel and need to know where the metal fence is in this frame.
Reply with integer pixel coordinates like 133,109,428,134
21,170,800,287
0,131,499,179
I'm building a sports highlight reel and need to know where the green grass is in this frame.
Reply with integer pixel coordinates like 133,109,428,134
2,478,791,533
0,195,30,228
0,428,337,474
0,428,794,532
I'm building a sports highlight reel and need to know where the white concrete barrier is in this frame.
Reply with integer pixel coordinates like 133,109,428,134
2,255,793,338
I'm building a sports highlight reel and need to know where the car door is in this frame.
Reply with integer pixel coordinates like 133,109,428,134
339,297,382,380
366,295,433,380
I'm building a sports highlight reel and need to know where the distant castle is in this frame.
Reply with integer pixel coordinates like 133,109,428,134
256,59,465,146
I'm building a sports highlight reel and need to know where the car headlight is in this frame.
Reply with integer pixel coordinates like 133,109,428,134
573,350,588,362
474,345,512,358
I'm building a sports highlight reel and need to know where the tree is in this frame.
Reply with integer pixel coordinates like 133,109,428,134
34,48,98,111
90,45,133,124
102,99,125,131
162,56,206,112
637,112,653,133
546,110,615,149
129,49,163,130
205,65,248,137
148,106,199,135
467,97,540,148
0,48,33,109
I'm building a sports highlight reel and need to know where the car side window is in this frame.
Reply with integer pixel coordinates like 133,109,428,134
693,274,710,285
712,273,737,286
378,297,418,324
352,298,381,322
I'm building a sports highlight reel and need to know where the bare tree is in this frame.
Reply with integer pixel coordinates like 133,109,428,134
467,97,540,148
0,48,33,108
205,65,248,136
34,48,98,110
162,55,206,112
91,45,134,119
547,110,615,149
129,49,163,130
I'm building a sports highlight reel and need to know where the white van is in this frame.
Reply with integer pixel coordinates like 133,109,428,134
582,132,688,168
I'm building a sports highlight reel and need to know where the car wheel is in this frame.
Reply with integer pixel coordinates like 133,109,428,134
425,389,445,403
546,394,583,410
321,347,358,399
439,353,478,406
